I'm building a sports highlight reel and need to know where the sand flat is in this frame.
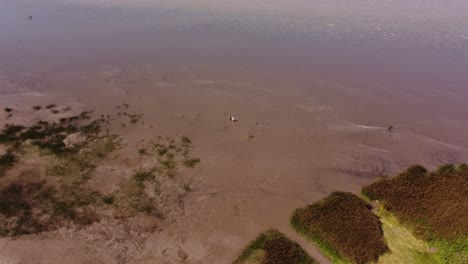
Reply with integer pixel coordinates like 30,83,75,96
1,1,468,263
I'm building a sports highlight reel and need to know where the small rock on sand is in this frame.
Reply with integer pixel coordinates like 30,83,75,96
63,133,86,147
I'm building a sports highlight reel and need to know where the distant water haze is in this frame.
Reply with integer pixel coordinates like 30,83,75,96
1,0,467,139
1,0,467,70
1,0,468,144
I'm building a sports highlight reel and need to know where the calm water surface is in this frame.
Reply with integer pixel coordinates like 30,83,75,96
1,0,468,139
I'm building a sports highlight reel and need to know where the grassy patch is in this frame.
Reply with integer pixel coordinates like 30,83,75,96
373,206,440,264
367,203,467,264
0,111,112,156
144,136,201,176
362,164,468,263
431,237,468,264
0,112,120,236
362,164,468,240
291,192,388,264
234,229,317,264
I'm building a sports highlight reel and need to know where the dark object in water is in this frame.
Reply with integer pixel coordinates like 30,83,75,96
387,125,393,132
27,16,32,20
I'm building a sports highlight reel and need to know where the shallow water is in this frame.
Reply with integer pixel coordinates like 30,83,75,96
1,0,468,263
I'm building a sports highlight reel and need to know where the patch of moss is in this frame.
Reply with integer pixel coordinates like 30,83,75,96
132,170,155,187
183,158,201,168
181,136,191,145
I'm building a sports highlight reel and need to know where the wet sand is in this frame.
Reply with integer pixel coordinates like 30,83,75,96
1,0,468,263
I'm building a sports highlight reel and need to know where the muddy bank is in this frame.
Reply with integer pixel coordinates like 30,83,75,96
0,64,467,263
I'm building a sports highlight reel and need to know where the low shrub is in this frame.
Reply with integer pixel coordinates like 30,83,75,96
362,164,468,241
234,229,317,264
291,192,388,264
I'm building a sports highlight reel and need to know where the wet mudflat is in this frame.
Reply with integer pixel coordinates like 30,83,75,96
0,0,468,263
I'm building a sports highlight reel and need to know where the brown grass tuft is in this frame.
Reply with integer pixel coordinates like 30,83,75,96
291,192,388,264
362,164,468,240
234,229,317,264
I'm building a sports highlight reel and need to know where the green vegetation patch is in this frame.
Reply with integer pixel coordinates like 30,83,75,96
114,169,162,217
234,229,317,264
0,173,101,237
143,136,201,177
291,192,388,264
362,164,468,241
374,206,440,264
0,109,200,238
0,111,106,155
0,111,120,236
362,164,468,263
183,158,201,168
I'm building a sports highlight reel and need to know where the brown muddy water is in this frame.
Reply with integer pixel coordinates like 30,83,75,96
1,0,468,263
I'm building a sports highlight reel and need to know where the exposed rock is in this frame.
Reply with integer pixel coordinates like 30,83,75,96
63,133,86,148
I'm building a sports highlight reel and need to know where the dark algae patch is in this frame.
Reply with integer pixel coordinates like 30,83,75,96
291,192,388,264
362,164,468,263
234,229,317,264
